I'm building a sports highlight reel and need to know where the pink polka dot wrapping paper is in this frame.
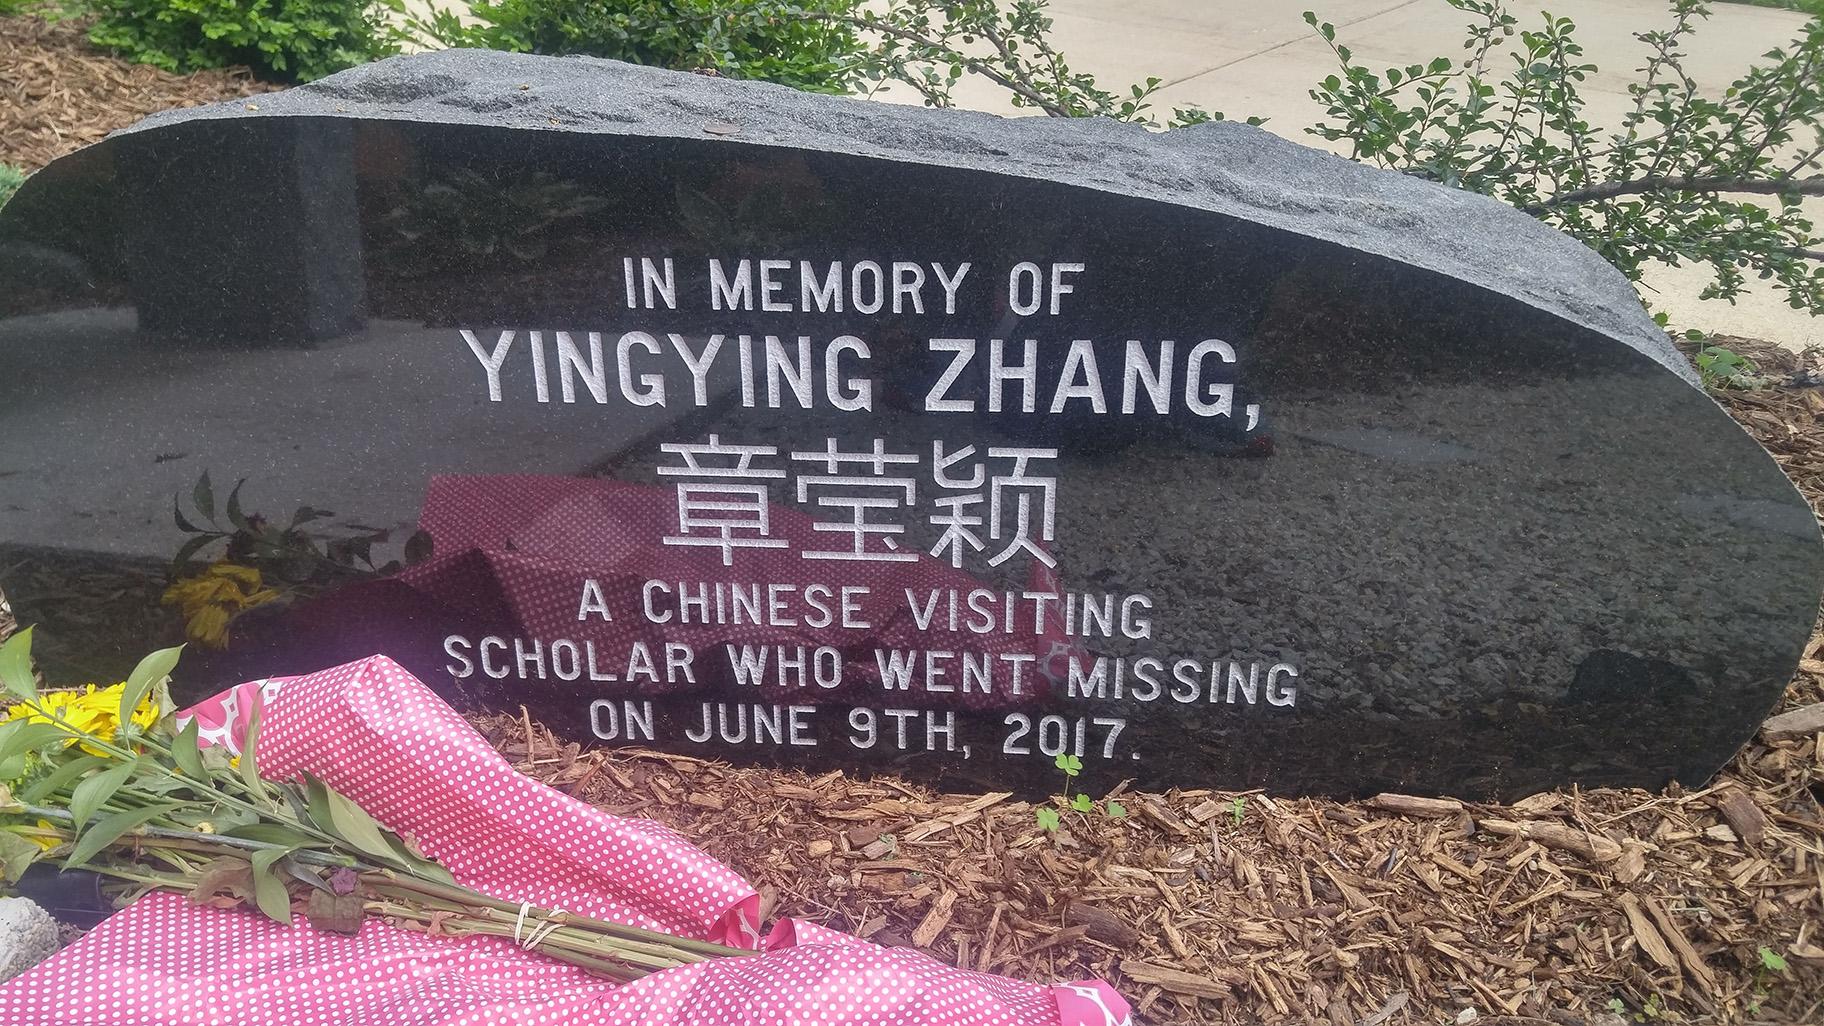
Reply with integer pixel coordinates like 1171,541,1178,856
0,654,1131,1026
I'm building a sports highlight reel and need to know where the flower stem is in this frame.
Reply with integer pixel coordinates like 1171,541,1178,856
362,871,752,960
19,806,356,867
367,901,647,981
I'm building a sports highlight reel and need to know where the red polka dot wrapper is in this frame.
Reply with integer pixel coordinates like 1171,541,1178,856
0,655,1131,1026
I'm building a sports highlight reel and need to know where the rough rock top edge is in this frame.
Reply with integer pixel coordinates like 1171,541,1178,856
120,48,1690,382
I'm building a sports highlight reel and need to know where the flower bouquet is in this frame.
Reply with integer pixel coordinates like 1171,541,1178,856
0,629,747,980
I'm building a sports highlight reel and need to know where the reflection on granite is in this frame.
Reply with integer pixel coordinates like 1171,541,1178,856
1,73,1818,799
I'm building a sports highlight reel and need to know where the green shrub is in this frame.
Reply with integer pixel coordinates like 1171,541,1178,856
1303,0,1824,314
86,0,401,82
0,165,24,211
416,0,864,94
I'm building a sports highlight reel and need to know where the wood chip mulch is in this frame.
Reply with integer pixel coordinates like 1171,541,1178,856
474,355,1824,1026
0,14,275,173
4,19,1822,1023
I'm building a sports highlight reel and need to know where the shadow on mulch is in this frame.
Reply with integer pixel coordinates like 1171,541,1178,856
0,14,275,173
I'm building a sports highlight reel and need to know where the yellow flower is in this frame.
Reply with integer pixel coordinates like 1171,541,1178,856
7,687,98,739
28,818,62,851
4,682,164,755
162,561,279,649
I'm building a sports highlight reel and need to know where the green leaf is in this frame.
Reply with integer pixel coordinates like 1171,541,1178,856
1070,793,1093,813
200,744,235,774
250,848,295,924
1035,807,1060,832
68,761,136,828
225,479,252,533
193,471,216,523
282,859,335,894
0,627,38,702
238,704,265,799
384,833,454,884
173,494,202,534
1053,752,1082,776
0,720,70,766
65,803,180,869
171,533,219,574
0,830,41,884
1759,946,1789,972
21,754,106,804
307,775,403,866
1105,799,1127,820
223,822,330,849
172,718,205,780
121,646,183,730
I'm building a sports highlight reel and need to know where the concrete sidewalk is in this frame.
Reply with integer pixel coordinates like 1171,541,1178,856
917,0,1819,348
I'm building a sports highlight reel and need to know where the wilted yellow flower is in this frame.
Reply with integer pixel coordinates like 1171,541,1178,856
162,561,279,649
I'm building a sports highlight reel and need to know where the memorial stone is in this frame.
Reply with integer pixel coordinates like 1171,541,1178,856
1,50,1819,798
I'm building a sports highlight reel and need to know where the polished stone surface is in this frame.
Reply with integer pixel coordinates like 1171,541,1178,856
0,52,1817,798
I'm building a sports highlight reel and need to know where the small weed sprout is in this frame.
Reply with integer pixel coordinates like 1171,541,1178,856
1035,752,1123,831
1747,942,1790,1014
1685,331,1764,390
1035,752,1082,832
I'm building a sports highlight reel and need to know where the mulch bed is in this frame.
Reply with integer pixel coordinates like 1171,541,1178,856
478,654,1824,1025
0,15,274,172
5,16,1824,1024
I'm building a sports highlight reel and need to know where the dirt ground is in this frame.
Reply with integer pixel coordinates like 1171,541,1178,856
4,16,1824,1025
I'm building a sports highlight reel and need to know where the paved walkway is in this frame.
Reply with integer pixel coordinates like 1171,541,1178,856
404,0,1819,346
927,0,1820,348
